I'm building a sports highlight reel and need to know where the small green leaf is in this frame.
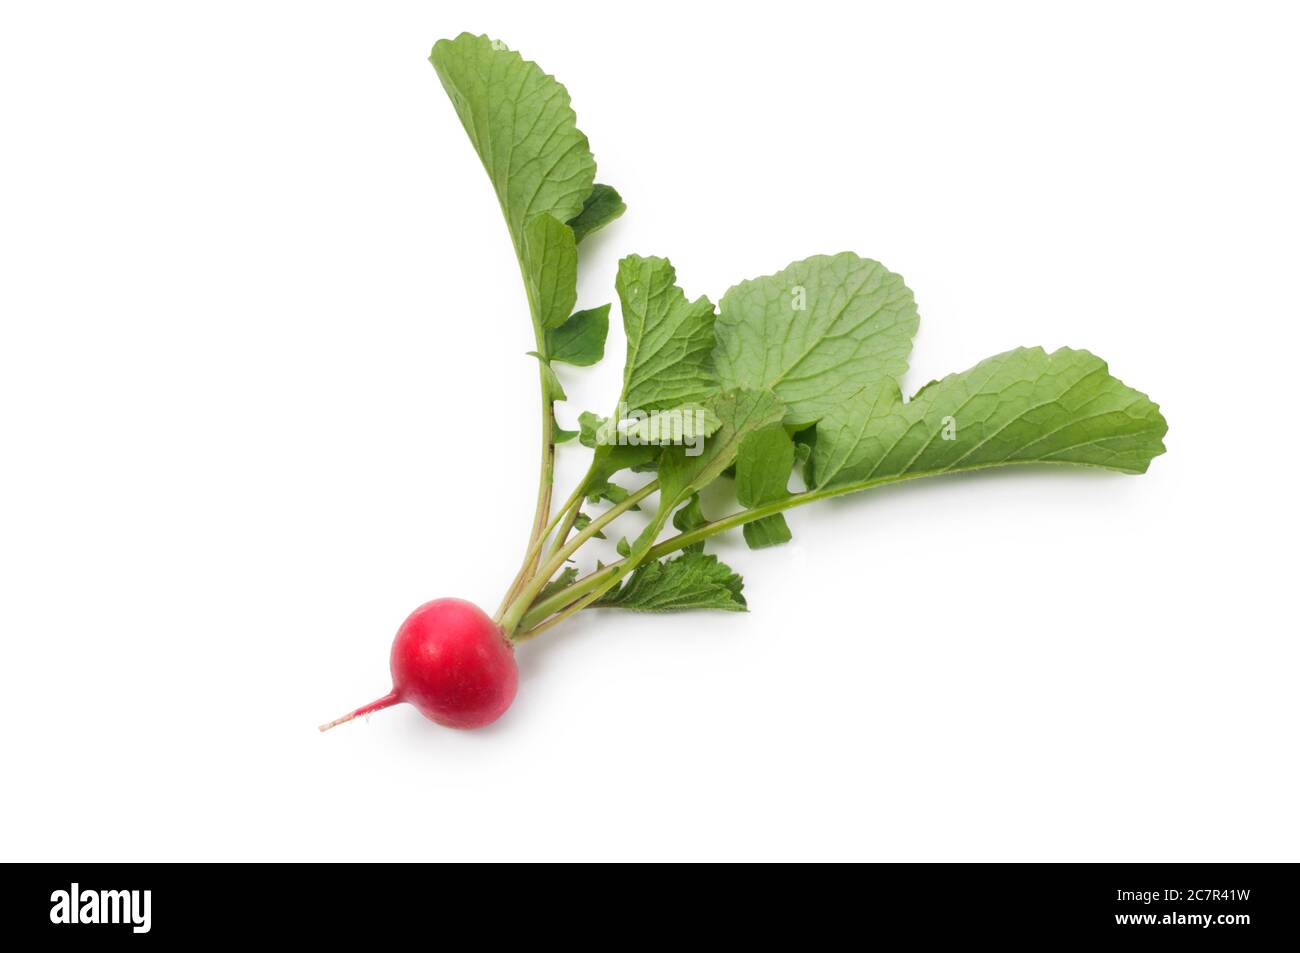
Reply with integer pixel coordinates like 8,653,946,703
585,480,640,510
601,483,628,504
742,515,792,549
593,444,660,482
792,425,817,487
573,512,605,539
546,305,610,366
578,411,606,449
523,214,578,332
528,352,567,402
657,389,786,508
567,183,625,243
672,493,708,553
594,552,746,612
615,536,632,558
813,347,1169,488
735,423,795,549
553,416,579,444
537,566,579,602
736,424,793,506
714,253,918,429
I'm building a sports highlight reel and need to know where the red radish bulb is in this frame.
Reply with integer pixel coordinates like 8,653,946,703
320,598,517,731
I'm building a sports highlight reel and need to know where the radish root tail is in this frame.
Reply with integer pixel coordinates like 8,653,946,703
318,691,400,732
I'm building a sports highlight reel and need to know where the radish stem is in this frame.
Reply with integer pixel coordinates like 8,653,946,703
495,481,585,621
499,480,659,637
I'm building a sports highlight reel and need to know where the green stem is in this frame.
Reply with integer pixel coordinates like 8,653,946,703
512,437,1095,634
499,480,659,637
497,227,563,620
517,506,675,641
526,365,557,564
517,565,619,630
495,362,555,616
515,475,931,631
544,462,595,561
495,479,583,621
514,586,604,641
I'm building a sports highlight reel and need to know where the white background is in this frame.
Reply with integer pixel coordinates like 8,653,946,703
2,1,1297,861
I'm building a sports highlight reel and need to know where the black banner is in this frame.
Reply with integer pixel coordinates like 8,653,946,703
2,863,1294,943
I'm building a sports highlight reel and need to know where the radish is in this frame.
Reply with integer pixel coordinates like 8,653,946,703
319,599,517,731
321,35,1167,735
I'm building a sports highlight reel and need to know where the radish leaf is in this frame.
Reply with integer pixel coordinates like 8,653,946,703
735,424,795,548
527,352,567,401
813,347,1168,488
658,389,785,508
672,494,708,553
553,416,579,444
547,304,610,366
568,184,625,243
578,256,718,488
421,35,1170,646
523,214,579,331
429,34,595,254
617,255,718,413
715,253,918,429
594,552,746,612
537,566,580,602
572,512,605,539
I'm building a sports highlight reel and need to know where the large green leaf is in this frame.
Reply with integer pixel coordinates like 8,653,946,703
429,34,596,253
714,252,919,429
617,255,718,413
813,347,1168,489
575,255,718,488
